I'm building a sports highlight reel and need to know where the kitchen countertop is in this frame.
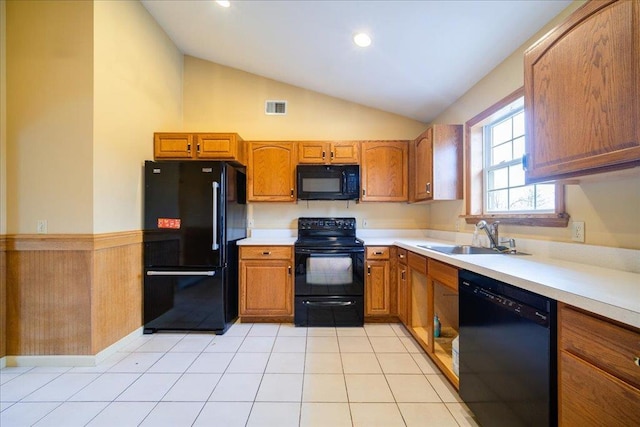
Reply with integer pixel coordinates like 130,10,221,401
237,230,640,328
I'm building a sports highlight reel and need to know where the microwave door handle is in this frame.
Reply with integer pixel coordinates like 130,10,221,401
212,182,219,250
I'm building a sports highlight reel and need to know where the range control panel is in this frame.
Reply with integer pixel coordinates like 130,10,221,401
297,217,357,231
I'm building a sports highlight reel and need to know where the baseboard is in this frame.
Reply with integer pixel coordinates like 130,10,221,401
5,327,143,367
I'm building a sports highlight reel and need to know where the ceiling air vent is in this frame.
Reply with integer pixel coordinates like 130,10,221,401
265,100,287,115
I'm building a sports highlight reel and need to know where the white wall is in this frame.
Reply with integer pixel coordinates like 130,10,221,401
430,0,640,250
182,56,432,230
5,0,183,235
6,0,94,234
93,0,183,233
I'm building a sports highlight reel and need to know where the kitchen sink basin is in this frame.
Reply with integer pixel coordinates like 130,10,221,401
417,245,529,255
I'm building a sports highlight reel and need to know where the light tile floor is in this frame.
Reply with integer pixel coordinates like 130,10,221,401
0,323,479,427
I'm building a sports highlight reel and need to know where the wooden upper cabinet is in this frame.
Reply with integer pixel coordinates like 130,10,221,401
410,125,462,203
361,141,409,202
195,133,246,164
524,0,640,182
298,141,359,164
154,132,246,165
154,133,194,159
248,142,297,202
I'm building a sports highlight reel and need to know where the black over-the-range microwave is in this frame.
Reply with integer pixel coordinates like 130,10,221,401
296,164,360,200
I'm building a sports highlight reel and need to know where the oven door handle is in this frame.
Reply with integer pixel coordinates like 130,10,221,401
302,300,356,307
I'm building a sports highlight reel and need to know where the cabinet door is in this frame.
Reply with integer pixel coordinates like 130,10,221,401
331,141,359,164
240,259,292,316
248,142,296,201
154,133,195,159
195,133,244,164
366,260,390,315
524,0,640,182
559,351,640,426
410,125,463,202
298,142,328,164
361,141,408,202
412,129,434,202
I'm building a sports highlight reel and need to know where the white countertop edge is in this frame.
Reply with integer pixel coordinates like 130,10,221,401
236,230,640,328
394,240,640,329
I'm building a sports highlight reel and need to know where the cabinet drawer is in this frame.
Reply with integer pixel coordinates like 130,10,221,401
366,246,390,260
240,246,292,260
396,247,408,264
428,259,458,291
560,304,640,389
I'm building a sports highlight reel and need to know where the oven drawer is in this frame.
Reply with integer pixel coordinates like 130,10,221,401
295,296,364,327
241,246,292,260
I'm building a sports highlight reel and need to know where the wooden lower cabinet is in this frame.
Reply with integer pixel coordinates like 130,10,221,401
365,246,392,317
558,303,640,426
398,249,460,388
239,246,293,320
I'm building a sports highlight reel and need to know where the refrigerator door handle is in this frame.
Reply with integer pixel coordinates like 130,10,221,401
212,181,220,250
146,271,216,276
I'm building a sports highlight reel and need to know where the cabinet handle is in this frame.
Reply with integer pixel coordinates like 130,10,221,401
362,189,366,196
635,356,640,367
262,251,271,255
290,189,294,198
331,151,335,160
401,270,406,280
374,251,383,255
197,143,201,153
288,265,292,275
367,265,371,275
398,254,405,259
187,143,191,152
322,151,326,160
426,182,431,194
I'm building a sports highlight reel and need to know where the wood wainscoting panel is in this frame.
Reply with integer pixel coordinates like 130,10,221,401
1,236,7,358
6,231,143,357
7,250,93,355
92,242,142,353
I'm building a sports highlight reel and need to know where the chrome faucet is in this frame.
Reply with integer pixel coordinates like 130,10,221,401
476,220,500,250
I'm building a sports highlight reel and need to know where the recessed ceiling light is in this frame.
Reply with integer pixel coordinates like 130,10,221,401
216,0,231,8
353,32,372,48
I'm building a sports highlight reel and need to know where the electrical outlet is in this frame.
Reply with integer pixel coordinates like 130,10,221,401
248,218,255,228
37,220,48,234
362,219,368,228
572,221,585,243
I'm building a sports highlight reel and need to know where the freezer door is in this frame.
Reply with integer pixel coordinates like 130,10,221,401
144,161,224,267
143,268,228,333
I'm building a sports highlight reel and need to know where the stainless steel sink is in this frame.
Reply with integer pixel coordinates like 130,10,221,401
417,245,529,255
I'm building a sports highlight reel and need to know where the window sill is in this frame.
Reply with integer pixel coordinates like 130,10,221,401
462,213,570,228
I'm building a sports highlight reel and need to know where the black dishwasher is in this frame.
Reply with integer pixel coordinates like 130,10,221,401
459,270,557,427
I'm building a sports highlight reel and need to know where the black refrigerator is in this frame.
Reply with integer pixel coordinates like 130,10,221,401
143,161,246,334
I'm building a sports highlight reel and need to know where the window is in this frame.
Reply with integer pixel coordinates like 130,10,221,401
463,87,568,227
484,108,555,213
